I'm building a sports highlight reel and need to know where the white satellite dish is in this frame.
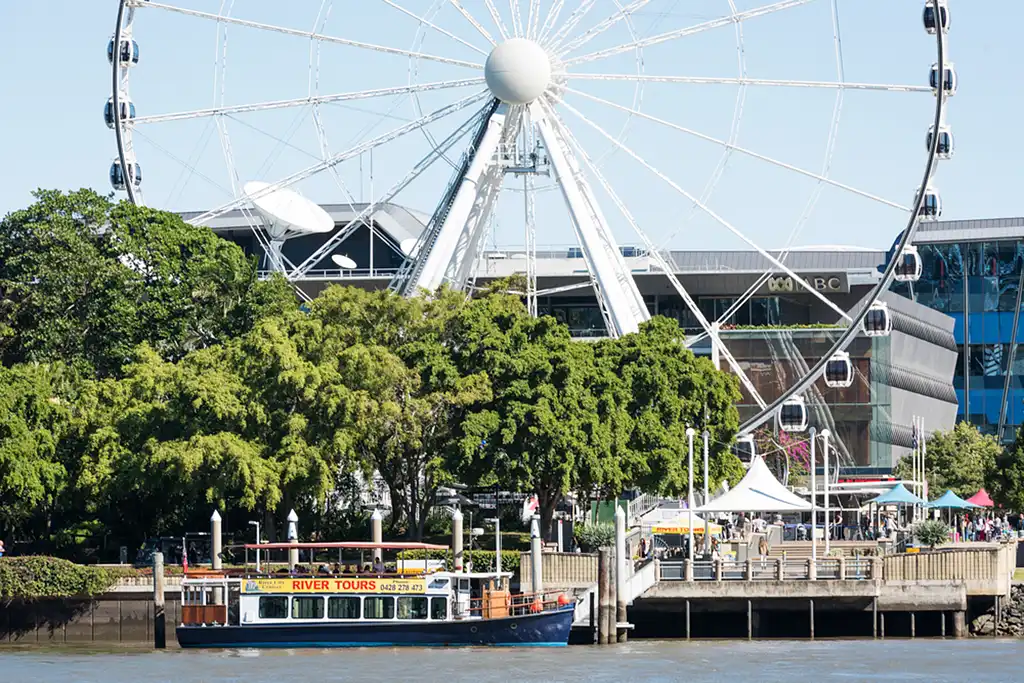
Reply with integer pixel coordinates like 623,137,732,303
400,238,420,257
243,181,334,240
331,254,357,269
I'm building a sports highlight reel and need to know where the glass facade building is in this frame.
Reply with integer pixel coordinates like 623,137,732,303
893,217,1024,442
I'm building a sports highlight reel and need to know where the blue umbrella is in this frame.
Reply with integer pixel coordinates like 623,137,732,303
926,490,980,509
868,483,925,506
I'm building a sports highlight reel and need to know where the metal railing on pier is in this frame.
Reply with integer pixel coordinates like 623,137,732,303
658,557,880,582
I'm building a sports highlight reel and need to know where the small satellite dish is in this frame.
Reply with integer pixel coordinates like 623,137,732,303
243,181,333,240
486,252,508,259
331,254,357,269
400,238,420,257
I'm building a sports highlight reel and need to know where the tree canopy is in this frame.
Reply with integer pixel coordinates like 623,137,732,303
0,189,750,556
893,422,999,499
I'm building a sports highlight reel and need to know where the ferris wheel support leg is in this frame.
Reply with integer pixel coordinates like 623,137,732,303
406,104,511,294
533,104,649,338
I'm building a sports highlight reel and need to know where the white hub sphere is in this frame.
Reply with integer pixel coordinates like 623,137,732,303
484,38,551,105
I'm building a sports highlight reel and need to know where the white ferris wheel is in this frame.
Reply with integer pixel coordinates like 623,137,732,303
108,0,953,442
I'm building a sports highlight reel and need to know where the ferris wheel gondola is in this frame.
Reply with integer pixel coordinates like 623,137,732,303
106,0,954,441
863,301,892,338
733,434,756,464
927,125,954,160
824,351,854,389
894,246,923,282
779,396,808,434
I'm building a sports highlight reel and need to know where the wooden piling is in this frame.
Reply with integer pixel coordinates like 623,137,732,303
910,612,916,639
685,599,691,641
153,551,166,649
880,612,885,639
941,612,946,638
598,548,613,645
872,598,878,639
809,599,814,640
747,600,753,640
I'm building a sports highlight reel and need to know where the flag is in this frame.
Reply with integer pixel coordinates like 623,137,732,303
521,495,538,522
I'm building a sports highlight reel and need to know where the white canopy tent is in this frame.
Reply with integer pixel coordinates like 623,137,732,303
695,456,812,513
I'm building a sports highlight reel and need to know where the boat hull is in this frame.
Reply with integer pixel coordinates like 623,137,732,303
176,608,574,648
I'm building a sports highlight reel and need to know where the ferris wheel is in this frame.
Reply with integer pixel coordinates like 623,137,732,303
108,0,953,444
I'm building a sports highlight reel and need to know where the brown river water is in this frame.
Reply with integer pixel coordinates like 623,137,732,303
2,640,1024,683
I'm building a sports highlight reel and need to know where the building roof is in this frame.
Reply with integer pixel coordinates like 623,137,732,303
913,216,1024,245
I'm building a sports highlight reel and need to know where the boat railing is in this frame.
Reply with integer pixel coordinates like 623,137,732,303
461,590,572,620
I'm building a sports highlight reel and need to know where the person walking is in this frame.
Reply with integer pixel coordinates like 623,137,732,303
758,535,770,569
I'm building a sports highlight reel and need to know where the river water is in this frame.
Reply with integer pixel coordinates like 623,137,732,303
2,640,1024,683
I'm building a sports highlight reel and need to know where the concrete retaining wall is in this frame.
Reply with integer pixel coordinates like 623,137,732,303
0,596,180,645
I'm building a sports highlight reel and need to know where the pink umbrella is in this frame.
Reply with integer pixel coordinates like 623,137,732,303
966,489,994,507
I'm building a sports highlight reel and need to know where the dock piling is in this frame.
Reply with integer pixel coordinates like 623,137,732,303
598,548,613,644
153,551,165,649
372,509,383,567
529,514,543,593
211,510,223,606
809,599,815,640
286,509,299,570
614,506,627,643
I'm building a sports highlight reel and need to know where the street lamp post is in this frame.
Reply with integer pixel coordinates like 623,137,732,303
822,429,832,556
686,427,696,563
702,429,710,556
247,520,261,573
809,427,818,568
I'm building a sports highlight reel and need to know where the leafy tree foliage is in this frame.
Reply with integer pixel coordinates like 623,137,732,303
989,425,1024,511
0,192,750,553
893,422,999,499
0,189,293,376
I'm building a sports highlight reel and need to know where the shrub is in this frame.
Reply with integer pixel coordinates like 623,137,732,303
0,557,115,599
915,519,951,549
575,523,615,552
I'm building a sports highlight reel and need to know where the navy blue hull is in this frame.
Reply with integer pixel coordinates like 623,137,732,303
176,608,574,648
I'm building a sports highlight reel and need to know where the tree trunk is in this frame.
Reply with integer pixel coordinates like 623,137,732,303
538,488,558,542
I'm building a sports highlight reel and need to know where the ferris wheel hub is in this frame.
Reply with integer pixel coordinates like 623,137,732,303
484,38,551,105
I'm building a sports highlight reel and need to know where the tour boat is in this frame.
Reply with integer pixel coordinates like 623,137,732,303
175,542,575,648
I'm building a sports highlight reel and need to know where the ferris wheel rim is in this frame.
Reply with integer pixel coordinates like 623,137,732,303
109,0,951,441
737,0,950,435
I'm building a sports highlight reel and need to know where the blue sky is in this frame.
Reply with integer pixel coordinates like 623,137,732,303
1,1,1020,252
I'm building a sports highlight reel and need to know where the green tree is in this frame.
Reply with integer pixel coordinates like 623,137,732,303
593,317,745,497
989,425,1024,511
0,189,295,377
0,363,78,541
893,422,998,499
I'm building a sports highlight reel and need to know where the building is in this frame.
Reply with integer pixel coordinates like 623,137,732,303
894,216,1024,443
194,204,960,475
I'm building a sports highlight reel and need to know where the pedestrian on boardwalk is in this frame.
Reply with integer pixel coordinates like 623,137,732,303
0,540,5,558
758,535,770,569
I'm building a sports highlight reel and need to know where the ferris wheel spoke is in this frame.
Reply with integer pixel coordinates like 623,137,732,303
526,0,542,40
509,0,524,38
537,0,566,44
291,102,492,279
449,0,497,46
544,0,599,50
565,86,908,212
562,0,816,68
189,89,491,225
142,2,483,69
558,98,855,324
379,0,489,56
134,78,485,125
546,103,768,410
483,0,511,41
567,73,930,93
553,0,650,57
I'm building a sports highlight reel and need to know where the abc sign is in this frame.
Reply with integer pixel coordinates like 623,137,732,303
767,276,842,293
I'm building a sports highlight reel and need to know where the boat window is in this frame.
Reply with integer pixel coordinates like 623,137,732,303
397,596,428,620
328,596,361,620
291,596,324,620
459,579,470,591
430,597,448,620
258,596,288,619
364,596,395,620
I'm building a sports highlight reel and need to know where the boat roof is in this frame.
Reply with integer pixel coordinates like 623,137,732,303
241,541,449,551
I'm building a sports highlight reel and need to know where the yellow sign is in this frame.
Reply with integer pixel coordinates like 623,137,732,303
652,523,722,535
241,577,427,595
